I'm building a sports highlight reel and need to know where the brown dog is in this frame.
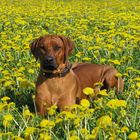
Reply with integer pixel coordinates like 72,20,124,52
30,35,124,115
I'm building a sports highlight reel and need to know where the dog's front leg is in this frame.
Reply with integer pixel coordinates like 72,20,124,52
35,96,49,116
57,95,76,111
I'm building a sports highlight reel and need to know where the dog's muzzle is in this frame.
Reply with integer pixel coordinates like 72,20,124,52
43,56,58,70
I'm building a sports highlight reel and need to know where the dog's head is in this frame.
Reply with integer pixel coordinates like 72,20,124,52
30,35,74,71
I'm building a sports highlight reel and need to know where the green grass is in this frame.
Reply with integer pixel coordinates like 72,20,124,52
0,0,140,139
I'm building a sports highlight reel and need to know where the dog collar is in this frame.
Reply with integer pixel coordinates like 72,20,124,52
41,63,72,78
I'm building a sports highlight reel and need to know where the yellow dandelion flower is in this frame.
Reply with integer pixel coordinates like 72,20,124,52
3,114,14,121
0,132,3,137
37,63,40,68
97,115,112,128
47,105,57,116
80,99,90,108
128,132,138,140
4,81,14,87
19,79,30,88
28,69,35,74
106,99,127,109
126,67,134,72
39,133,52,140
94,50,99,55
24,127,36,137
133,77,140,81
98,89,108,96
109,132,117,140
18,67,25,72
100,58,106,63
0,103,7,112
1,96,11,102
85,134,96,140
115,73,122,78
40,119,55,128
118,100,127,107
70,104,81,110
135,90,140,98
109,59,121,65
75,52,83,58
8,102,16,110
61,111,76,120
117,48,122,52
123,73,129,77
120,109,126,117
55,118,62,124
107,44,114,50
136,82,140,88
3,132,12,137
73,118,81,128
12,136,24,140
107,99,117,109
23,108,34,118
82,57,92,61
70,136,80,140
81,128,89,135
121,126,129,133
3,114,14,127
94,82,103,87
30,82,35,88
88,47,94,51
83,87,94,95
92,127,99,139
3,120,11,127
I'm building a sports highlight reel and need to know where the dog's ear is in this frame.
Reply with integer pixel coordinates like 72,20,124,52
58,35,75,62
30,37,41,61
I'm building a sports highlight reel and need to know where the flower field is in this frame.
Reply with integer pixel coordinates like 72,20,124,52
0,0,140,139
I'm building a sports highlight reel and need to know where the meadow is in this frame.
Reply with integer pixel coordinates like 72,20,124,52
0,0,140,139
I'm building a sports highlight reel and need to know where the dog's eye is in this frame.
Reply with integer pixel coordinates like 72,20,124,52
53,46,61,51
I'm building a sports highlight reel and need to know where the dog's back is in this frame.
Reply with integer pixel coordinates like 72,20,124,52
73,63,124,96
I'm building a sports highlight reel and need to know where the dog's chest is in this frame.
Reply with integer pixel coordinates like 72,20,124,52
37,72,78,106
46,77,65,93
45,78,66,104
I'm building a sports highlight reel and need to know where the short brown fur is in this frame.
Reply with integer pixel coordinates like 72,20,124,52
30,35,124,115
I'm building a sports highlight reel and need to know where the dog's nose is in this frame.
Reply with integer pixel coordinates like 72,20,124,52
45,56,53,62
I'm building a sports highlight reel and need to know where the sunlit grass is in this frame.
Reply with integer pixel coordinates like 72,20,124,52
0,0,140,139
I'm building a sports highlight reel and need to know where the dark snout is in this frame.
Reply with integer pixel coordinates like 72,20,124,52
45,56,54,63
43,56,58,70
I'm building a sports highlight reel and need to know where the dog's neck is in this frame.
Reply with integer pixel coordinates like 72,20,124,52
40,62,72,78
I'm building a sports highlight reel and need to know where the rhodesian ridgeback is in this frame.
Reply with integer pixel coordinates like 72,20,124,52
30,35,124,115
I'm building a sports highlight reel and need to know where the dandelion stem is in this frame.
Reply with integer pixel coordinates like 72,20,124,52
133,101,138,129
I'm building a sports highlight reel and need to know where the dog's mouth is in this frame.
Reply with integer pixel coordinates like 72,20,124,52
43,63,58,71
